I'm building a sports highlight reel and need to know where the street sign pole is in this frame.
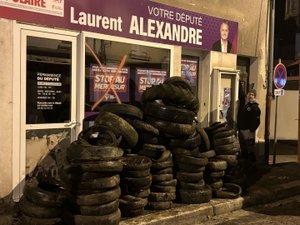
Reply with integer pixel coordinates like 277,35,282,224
273,94,278,164
272,59,287,164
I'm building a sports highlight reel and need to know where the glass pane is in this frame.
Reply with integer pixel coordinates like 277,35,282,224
26,37,72,124
220,75,234,122
84,38,170,115
26,128,71,177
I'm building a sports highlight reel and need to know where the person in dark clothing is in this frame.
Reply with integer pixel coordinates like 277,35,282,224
237,88,261,162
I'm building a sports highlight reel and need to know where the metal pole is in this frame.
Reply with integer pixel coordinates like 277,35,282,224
264,0,275,165
273,95,278,164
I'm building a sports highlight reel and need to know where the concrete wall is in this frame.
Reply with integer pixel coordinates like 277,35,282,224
0,19,13,199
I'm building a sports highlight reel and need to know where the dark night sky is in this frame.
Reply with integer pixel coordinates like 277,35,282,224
274,0,300,60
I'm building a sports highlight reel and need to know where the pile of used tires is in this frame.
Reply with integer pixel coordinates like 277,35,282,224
20,76,243,224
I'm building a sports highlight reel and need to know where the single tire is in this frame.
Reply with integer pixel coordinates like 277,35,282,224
119,196,148,210
144,101,195,124
213,183,242,199
169,133,201,149
23,178,65,207
120,155,152,170
139,144,166,159
148,192,176,202
95,111,138,147
98,103,143,120
176,171,204,183
123,168,150,178
64,208,121,225
77,174,120,190
179,179,205,190
67,140,124,162
125,118,159,136
163,76,192,91
19,196,62,218
75,187,121,206
179,185,212,204
147,201,173,210
20,214,62,225
78,199,119,216
206,159,227,171
146,117,196,137
67,160,123,173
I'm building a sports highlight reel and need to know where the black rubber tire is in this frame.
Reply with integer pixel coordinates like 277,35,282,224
156,179,177,187
130,189,150,198
163,76,192,91
139,144,166,159
141,83,199,113
120,155,152,170
67,160,123,173
122,175,152,187
119,196,148,210
179,185,212,204
20,214,62,225
147,201,173,210
146,117,196,137
98,103,143,119
196,125,211,150
151,167,173,175
144,101,195,124
176,171,204,183
67,140,124,162
19,196,62,218
207,179,223,190
152,150,172,162
206,159,227,171
95,111,138,147
78,199,119,216
125,118,159,136
176,162,205,173
169,133,201,149
151,185,176,193
171,147,203,158
78,125,120,146
179,179,205,190
75,187,121,206
64,208,121,225
23,178,65,208
152,173,174,183
205,170,225,178
148,192,176,202
123,168,150,178
77,174,120,190
213,183,242,199
175,154,208,166
214,135,236,146
151,159,174,170
200,150,216,158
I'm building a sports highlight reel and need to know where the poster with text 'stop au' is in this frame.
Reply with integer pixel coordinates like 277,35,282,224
135,68,168,101
89,64,129,103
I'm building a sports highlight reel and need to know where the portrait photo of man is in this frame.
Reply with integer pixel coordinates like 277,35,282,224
212,21,232,53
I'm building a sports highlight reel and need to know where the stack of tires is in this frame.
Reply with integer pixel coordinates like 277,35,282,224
204,122,242,199
204,158,227,196
172,146,211,204
139,144,177,210
119,155,152,217
19,177,65,225
63,134,124,225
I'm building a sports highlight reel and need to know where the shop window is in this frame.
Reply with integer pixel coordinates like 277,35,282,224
84,38,170,116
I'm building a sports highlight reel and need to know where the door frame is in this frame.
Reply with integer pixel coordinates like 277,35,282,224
12,22,81,200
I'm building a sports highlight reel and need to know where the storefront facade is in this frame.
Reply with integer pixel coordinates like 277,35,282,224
0,0,269,200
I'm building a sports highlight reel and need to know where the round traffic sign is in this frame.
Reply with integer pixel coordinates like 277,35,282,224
273,63,287,89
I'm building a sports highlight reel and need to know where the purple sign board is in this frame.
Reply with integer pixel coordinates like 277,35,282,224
0,0,238,52
89,64,129,103
135,68,168,101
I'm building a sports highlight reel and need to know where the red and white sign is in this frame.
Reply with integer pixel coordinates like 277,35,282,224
0,0,64,17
